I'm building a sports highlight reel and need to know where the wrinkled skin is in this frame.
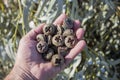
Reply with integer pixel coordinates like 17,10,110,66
5,13,86,80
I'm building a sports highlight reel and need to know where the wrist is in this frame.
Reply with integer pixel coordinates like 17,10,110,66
5,65,37,80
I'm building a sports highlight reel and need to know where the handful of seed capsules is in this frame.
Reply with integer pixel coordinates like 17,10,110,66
36,18,77,66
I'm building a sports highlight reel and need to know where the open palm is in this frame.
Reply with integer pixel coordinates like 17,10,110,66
15,14,86,80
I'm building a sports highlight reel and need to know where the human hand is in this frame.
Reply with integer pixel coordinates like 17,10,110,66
5,13,86,80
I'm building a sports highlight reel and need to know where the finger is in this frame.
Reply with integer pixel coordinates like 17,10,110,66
65,40,86,65
26,23,45,40
53,13,67,25
76,28,85,40
73,20,81,31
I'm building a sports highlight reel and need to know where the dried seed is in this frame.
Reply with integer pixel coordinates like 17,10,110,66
42,48,54,61
51,54,64,66
63,18,74,29
58,46,69,57
56,25,64,34
52,34,64,47
46,35,52,45
37,41,48,53
63,29,74,37
43,24,57,35
36,34,46,42
65,35,76,48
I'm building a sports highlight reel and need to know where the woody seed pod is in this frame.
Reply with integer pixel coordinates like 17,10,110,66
42,48,54,61
43,24,57,35
63,29,74,37
56,25,64,34
46,35,52,45
58,46,69,57
51,54,64,66
36,41,48,53
36,34,46,42
52,34,64,47
63,18,74,29
65,35,76,48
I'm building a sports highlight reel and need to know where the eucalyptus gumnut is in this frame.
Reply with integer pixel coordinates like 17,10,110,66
56,25,64,34
43,48,54,61
52,34,64,47
65,35,76,48
58,46,69,57
43,24,57,35
63,18,74,29
46,35,52,45
51,54,64,66
36,41,48,53
63,29,74,37
36,34,46,42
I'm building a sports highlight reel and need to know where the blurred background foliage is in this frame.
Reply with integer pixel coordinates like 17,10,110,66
0,0,120,80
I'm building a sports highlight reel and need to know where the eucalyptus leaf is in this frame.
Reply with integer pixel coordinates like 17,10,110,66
46,0,56,15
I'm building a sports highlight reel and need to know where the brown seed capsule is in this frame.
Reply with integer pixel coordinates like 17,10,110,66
51,54,64,66
63,29,74,37
46,35,52,45
63,18,74,29
42,48,54,61
52,34,64,47
43,24,57,35
36,41,48,53
58,46,69,57
65,35,76,48
56,25,64,34
36,34,46,42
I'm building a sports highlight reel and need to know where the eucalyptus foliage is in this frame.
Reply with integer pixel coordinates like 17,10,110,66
0,0,120,80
